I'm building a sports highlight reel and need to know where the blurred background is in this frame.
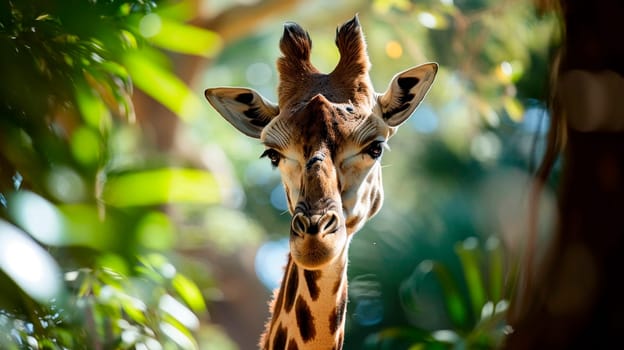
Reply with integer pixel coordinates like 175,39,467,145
0,0,560,349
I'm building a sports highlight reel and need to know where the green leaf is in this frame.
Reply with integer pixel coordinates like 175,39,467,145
96,254,130,278
102,168,220,207
123,50,203,121
77,271,94,298
75,80,111,129
58,204,117,250
137,212,176,250
120,29,138,49
71,126,101,166
99,61,132,93
159,318,198,350
486,236,504,302
172,273,206,313
84,67,134,122
365,327,432,347
137,253,176,282
149,18,222,58
455,237,486,322
156,1,197,21
160,294,199,330
120,294,147,324
431,262,469,330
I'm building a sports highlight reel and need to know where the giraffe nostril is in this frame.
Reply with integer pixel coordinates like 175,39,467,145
291,211,342,237
319,211,340,235
291,212,309,237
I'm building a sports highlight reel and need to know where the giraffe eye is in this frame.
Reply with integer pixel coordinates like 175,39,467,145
260,149,282,167
364,141,385,159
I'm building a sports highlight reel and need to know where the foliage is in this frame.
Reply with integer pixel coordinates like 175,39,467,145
0,248,205,349
0,0,223,348
0,0,561,348
363,237,512,349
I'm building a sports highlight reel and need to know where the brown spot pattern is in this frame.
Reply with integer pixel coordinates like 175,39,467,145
272,324,287,350
295,296,316,342
284,263,298,313
261,257,292,350
329,287,347,334
287,339,299,350
303,269,322,300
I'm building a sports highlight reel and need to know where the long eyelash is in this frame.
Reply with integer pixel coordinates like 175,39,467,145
260,149,281,168
260,149,272,159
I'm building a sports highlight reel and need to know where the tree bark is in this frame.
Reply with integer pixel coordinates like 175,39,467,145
505,1,624,348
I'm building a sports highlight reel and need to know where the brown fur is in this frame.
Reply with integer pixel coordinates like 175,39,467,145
277,17,373,113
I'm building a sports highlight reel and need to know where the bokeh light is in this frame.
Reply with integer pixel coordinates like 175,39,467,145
385,40,403,59
246,62,273,86
470,131,502,162
0,221,64,302
350,274,384,327
46,167,87,203
8,191,64,245
139,13,162,38
521,104,550,134
269,185,288,212
254,238,289,290
418,12,438,28
410,104,439,133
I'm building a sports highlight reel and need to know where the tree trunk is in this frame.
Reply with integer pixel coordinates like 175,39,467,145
505,1,624,348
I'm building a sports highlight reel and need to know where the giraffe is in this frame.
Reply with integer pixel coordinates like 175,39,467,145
204,15,437,350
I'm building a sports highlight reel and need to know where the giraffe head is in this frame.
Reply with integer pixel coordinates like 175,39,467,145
205,15,436,270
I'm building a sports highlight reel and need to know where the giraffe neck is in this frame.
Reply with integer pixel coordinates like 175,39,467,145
261,250,349,350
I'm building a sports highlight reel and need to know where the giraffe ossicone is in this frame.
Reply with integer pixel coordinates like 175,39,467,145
205,14,437,350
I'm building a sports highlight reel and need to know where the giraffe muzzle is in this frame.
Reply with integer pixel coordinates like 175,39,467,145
291,210,341,237
289,208,347,268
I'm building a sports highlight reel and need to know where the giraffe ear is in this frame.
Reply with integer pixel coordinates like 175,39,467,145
378,63,438,127
204,87,279,138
